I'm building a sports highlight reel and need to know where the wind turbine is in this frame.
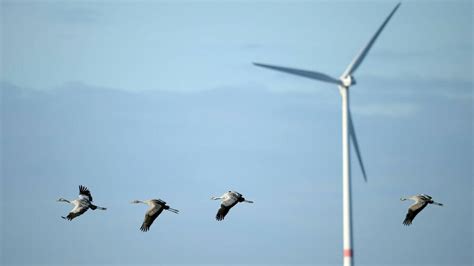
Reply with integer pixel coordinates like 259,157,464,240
253,3,401,266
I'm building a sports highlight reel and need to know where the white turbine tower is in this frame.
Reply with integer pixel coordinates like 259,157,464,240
253,3,401,266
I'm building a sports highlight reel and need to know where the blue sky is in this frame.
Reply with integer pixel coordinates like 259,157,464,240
1,1,472,266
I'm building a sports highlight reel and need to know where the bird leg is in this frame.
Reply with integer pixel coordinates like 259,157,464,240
167,208,179,214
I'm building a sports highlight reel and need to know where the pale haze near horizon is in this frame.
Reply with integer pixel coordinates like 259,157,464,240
1,1,472,266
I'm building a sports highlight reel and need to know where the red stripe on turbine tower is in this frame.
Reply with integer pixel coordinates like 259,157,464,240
344,249,353,257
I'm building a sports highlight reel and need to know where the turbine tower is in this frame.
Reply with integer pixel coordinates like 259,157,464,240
253,3,401,266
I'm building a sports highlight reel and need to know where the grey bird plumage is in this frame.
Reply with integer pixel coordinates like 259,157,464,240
400,194,443,225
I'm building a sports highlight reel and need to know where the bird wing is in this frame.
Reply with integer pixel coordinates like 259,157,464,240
151,199,166,206
216,192,241,221
64,202,89,221
79,185,93,202
140,205,164,232
216,204,232,221
420,194,432,200
403,201,428,225
230,191,242,198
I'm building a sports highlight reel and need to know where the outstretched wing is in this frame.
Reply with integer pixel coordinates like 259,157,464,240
79,185,93,202
403,201,428,225
420,194,432,200
216,204,232,221
63,205,88,221
230,191,242,198
152,199,166,206
140,205,164,232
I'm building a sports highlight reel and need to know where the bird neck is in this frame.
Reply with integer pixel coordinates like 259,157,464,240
58,198,71,203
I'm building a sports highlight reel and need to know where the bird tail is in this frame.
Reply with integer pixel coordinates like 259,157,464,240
90,204,107,210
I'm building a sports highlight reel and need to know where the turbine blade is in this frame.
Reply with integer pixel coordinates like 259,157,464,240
348,110,367,182
341,3,401,78
253,62,341,85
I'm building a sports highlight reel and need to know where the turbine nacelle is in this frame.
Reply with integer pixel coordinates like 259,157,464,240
340,75,356,87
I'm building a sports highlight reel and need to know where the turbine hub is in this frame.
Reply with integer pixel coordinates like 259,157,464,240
341,75,356,87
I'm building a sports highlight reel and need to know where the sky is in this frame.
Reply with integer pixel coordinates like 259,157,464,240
1,1,472,266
